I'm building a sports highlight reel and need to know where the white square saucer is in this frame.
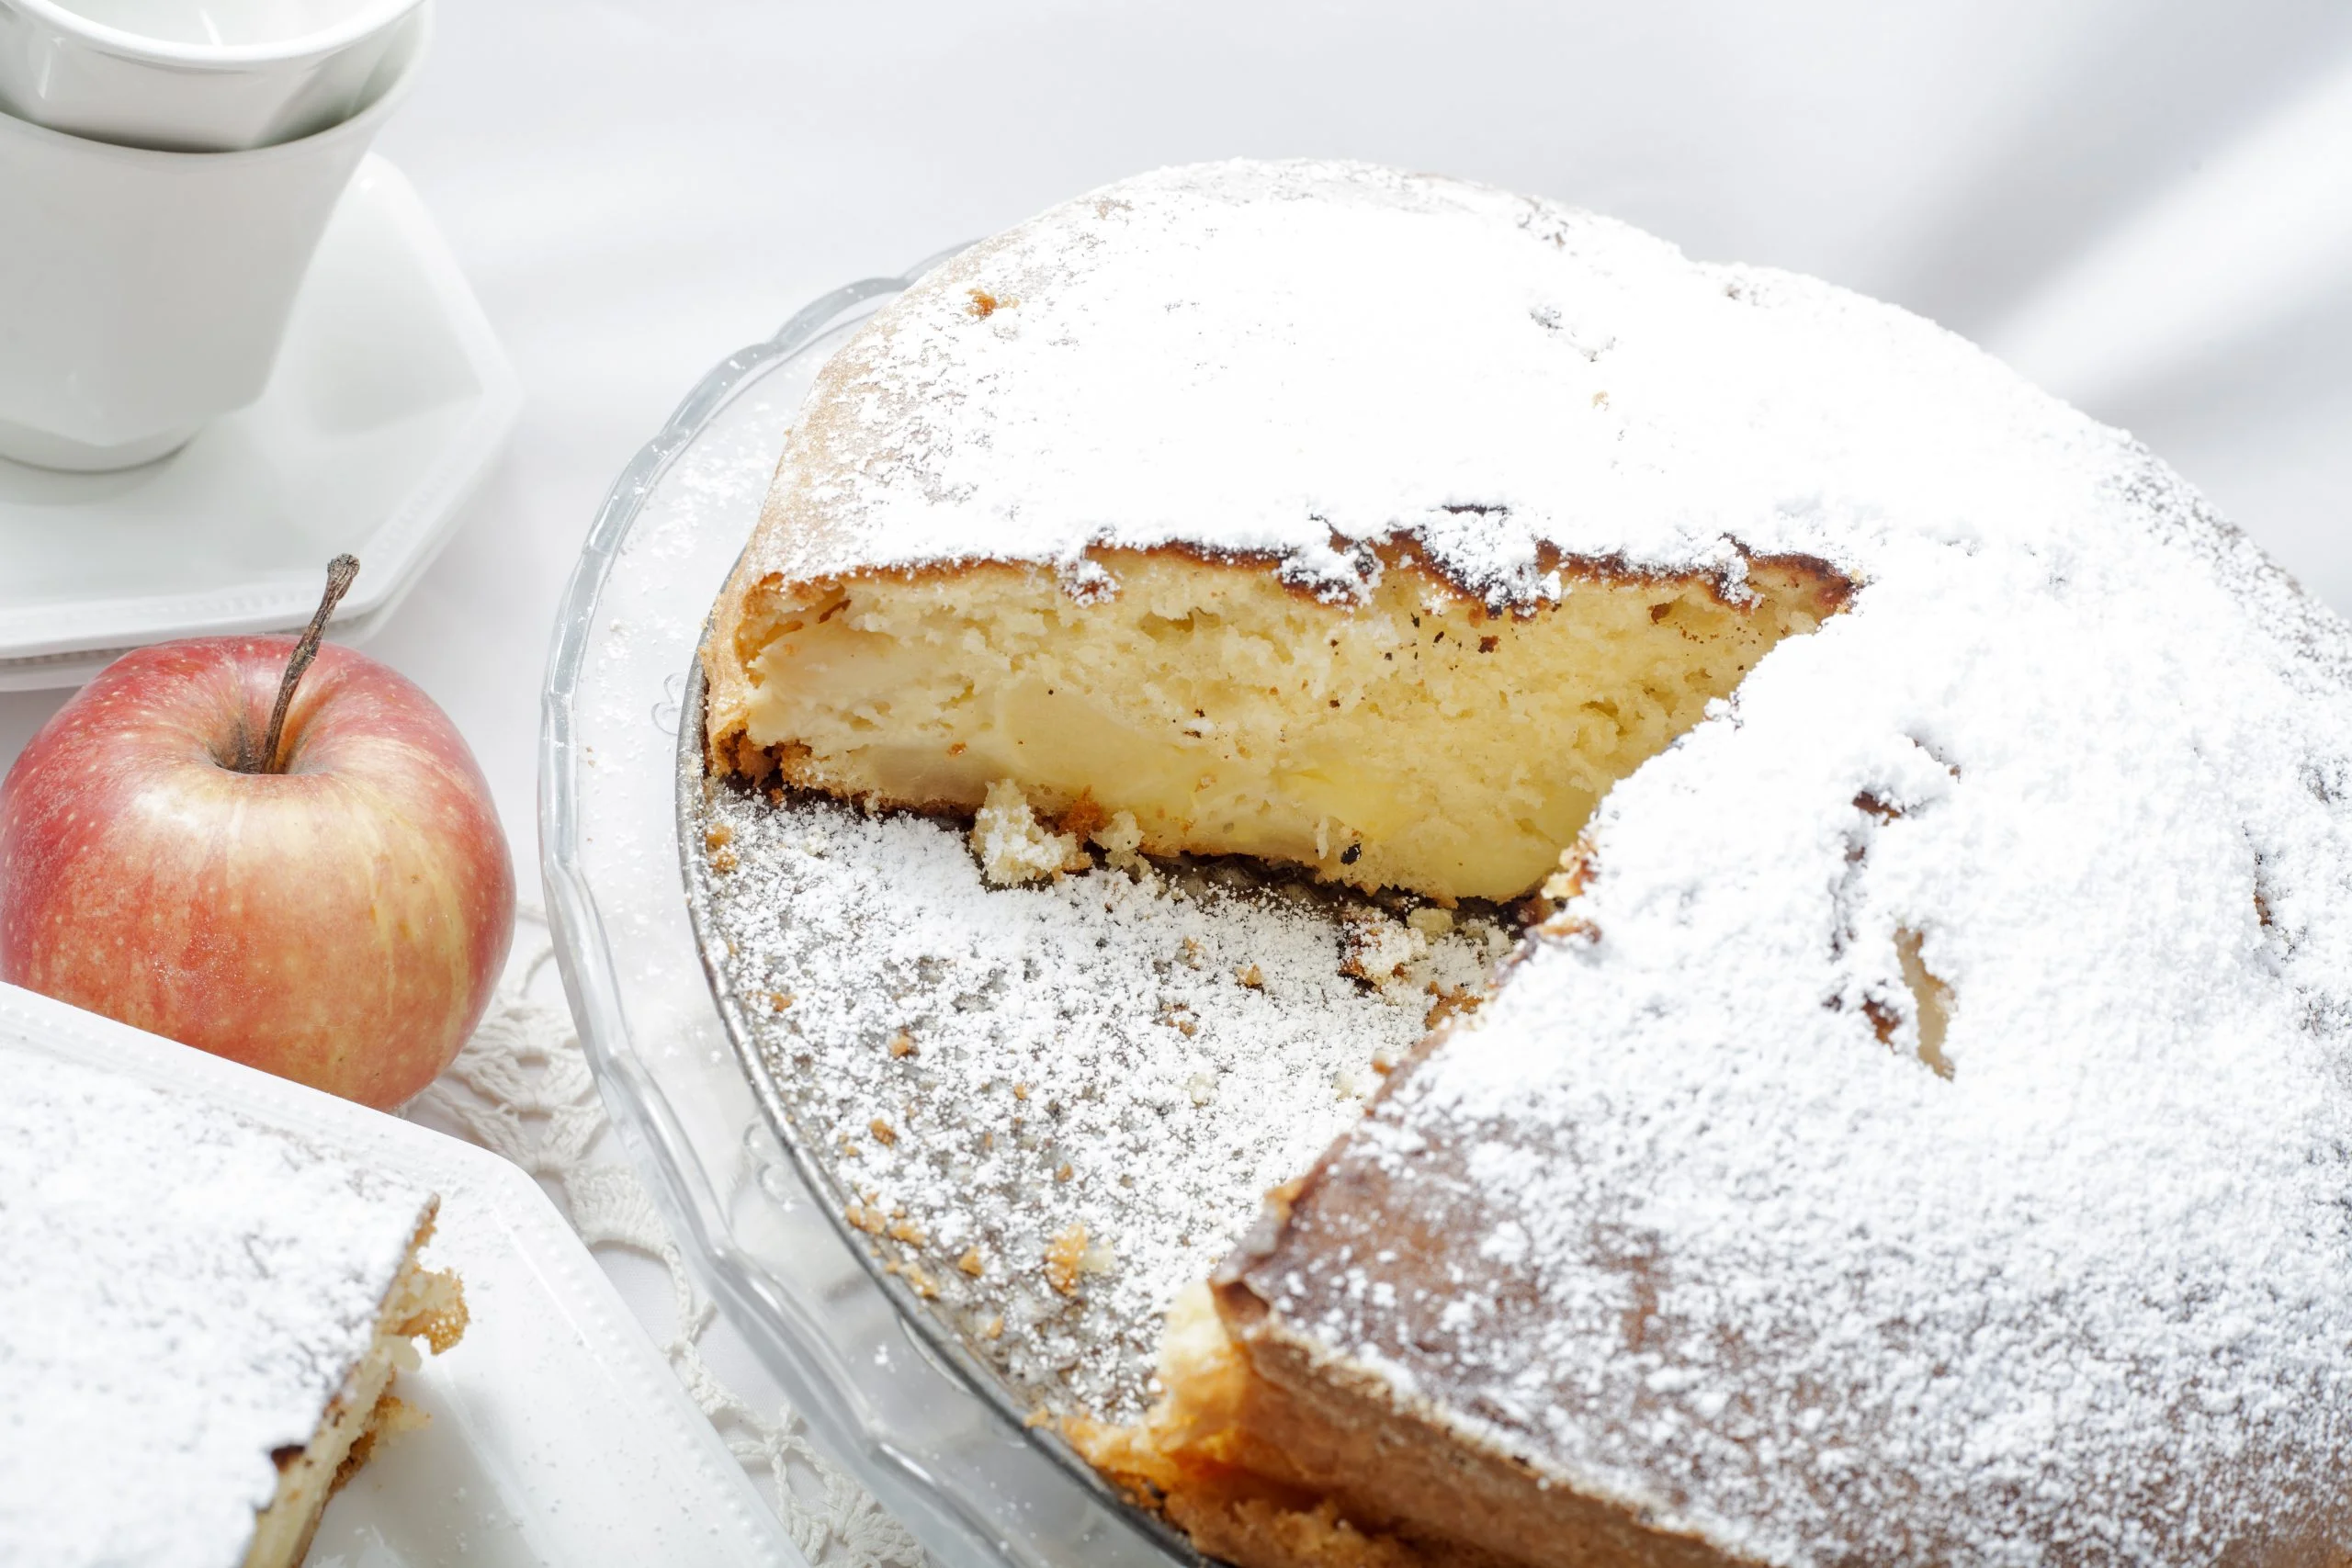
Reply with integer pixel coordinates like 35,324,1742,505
0,980,800,1567
0,154,519,691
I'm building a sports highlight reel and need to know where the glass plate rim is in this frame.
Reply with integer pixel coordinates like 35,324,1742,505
538,259,1206,1568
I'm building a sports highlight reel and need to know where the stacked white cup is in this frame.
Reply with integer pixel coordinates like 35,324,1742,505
0,0,432,470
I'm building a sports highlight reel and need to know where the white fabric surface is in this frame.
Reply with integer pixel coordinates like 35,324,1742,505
4,4,2350,1559
404,916,922,1566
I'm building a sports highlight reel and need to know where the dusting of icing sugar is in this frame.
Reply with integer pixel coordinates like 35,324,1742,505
1261,505,2352,1562
722,159,2352,1562
1224,525,2352,1560
687,781,1515,1421
0,1042,429,1568
745,160,1889,609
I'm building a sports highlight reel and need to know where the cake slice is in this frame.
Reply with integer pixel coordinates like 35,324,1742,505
0,1039,467,1568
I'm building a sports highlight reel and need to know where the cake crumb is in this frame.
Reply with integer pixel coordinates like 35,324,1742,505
1090,810,1148,874
1340,908,1430,1003
868,1117,898,1146
888,1261,940,1299
1425,987,1482,1031
888,1029,917,1057
969,780,1089,885
1236,963,1264,988
958,1248,986,1277
1046,1224,1090,1294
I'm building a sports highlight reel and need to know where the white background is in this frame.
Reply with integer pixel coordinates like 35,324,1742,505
6,0,2351,890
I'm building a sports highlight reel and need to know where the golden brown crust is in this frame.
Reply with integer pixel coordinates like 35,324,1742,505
1161,1155,1758,1568
1073,1258,1753,1568
1170,1489,1523,1568
1206,1287,1752,1568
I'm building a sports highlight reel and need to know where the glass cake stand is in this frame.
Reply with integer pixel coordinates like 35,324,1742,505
540,265,1195,1568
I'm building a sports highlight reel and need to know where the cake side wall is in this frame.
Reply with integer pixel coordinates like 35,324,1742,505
1211,1262,1757,1568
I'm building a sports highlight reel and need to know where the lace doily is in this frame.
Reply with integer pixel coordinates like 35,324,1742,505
407,910,924,1568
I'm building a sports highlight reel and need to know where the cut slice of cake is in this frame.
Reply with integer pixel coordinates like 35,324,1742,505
240,1210,469,1568
0,1038,467,1568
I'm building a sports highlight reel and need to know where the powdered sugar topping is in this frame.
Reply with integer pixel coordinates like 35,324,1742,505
0,1043,428,1568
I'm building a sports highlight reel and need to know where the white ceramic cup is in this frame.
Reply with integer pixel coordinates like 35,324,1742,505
0,0,424,152
0,7,425,471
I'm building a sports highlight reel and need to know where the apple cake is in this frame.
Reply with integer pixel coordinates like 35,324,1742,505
700,160,2352,1564
0,1036,468,1568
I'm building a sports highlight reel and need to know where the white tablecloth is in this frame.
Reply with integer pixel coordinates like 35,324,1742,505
4,3,2350,1559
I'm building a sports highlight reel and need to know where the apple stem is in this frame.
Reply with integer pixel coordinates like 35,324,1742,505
254,555,360,775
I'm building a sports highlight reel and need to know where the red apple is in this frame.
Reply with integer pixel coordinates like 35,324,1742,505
0,570,512,1109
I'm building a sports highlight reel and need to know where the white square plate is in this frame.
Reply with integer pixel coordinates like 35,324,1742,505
0,982,800,1568
0,155,520,690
